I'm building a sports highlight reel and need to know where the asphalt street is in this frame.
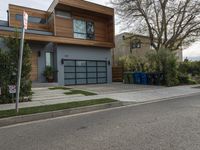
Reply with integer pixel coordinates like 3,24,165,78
1,93,200,150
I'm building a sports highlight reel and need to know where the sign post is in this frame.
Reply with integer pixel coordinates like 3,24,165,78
9,85,16,103
16,11,28,113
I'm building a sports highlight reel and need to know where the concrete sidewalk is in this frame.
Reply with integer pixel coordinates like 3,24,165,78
105,85,200,102
0,85,199,111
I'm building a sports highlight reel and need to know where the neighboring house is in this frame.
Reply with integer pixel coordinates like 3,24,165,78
112,33,183,66
0,0,115,85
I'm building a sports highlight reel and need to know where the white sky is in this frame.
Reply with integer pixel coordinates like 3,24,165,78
0,0,199,60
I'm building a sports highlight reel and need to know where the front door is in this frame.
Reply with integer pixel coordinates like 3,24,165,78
30,51,38,81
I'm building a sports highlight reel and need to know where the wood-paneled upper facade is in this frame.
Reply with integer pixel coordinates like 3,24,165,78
1,0,115,48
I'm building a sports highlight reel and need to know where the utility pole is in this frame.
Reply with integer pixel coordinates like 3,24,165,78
16,11,28,113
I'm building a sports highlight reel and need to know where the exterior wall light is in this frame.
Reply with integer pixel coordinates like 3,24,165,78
61,59,64,65
108,60,111,66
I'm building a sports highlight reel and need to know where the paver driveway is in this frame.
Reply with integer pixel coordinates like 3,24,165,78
68,82,164,94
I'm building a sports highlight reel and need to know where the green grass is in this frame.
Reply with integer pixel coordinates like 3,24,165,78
48,87,97,96
64,90,97,96
49,86,71,90
0,98,117,119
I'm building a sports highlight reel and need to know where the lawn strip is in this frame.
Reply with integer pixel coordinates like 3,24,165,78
64,90,97,96
0,98,117,119
49,87,71,90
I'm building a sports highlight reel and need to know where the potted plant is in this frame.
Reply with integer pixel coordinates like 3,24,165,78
43,66,54,82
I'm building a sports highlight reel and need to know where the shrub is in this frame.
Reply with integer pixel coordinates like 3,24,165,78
179,61,200,76
43,66,54,82
146,49,179,86
0,32,32,104
118,55,148,72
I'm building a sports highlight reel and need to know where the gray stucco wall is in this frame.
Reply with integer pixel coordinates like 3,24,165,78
56,44,112,86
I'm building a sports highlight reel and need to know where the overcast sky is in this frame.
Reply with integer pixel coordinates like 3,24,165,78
0,0,199,60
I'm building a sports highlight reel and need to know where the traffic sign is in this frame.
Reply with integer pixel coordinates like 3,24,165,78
8,85,16,94
23,11,28,30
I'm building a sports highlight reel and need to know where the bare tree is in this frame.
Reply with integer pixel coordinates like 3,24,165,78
111,0,200,51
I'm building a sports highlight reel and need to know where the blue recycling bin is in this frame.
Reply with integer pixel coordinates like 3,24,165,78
133,72,142,84
141,73,148,85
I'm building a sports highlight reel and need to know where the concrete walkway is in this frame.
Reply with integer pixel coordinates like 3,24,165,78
0,85,199,111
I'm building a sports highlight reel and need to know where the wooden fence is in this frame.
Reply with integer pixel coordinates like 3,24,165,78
112,67,123,82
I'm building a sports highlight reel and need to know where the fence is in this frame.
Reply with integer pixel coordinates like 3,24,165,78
112,67,123,82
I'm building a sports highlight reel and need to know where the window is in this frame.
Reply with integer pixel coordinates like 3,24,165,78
131,40,142,49
45,52,53,67
16,14,47,24
86,21,95,40
73,19,87,39
55,10,71,19
73,19,95,40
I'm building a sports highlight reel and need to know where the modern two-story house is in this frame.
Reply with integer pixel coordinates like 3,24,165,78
0,0,115,86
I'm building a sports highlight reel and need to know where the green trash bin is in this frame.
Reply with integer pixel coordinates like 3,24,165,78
123,72,129,84
124,72,134,84
128,72,134,84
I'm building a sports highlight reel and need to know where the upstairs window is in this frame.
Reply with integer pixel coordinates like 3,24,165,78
55,10,71,19
86,21,95,40
73,19,87,39
16,14,47,24
73,19,95,40
131,39,142,49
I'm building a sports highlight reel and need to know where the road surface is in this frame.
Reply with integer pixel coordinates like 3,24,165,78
1,94,200,150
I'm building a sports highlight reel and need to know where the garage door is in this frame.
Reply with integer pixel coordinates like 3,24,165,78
64,60,107,85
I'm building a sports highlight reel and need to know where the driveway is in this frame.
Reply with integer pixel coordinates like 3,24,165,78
68,82,164,94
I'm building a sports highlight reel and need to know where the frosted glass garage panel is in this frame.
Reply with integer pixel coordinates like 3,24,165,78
87,61,96,67
98,78,106,83
76,73,86,78
64,73,75,79
97,67,106,72
76,61,86,66
88,78,97,84
97,61,106,66
76,67,86,72
77,79,87,84
64,67,75,73
87,73,96,78
65,79,75,85
98,72,106,78
87,67,96,72
64,61,75,66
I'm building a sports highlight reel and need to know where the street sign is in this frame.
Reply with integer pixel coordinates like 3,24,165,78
23,11,28,30
16,11,28,112
8,85,16,94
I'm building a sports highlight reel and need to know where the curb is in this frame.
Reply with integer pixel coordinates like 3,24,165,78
0,101,123,127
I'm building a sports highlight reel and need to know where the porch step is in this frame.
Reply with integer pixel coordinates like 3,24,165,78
32,90,68,95
32,82,59,88
32,93,66,98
